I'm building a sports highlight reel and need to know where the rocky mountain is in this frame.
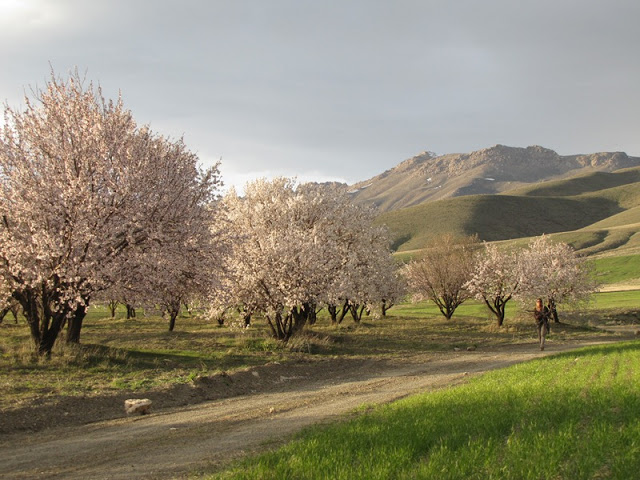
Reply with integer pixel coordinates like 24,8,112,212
350,145,640,212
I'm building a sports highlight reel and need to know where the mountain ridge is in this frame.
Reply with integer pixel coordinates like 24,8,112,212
351,145,640,212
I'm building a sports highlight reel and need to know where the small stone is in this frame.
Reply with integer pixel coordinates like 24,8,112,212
124,398,152,415
466,346,477,351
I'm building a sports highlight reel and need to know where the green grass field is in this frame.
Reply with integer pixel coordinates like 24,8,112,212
210,341,640,480
593,255,640,285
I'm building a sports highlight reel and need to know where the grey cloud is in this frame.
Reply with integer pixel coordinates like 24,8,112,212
1,0,639,186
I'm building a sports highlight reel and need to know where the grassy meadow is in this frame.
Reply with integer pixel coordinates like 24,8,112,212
1,291,638,411
593,255,640,285
210,341,640,480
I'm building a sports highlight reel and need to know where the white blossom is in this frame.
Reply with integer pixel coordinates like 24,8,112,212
0,70,225,353
219,178,400,339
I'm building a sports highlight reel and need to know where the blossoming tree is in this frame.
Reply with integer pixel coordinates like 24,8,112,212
465,242,522,326
221,178,399,339
0,71,223,354
516,235,598,322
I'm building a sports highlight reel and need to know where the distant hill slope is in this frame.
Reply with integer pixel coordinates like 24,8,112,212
378,166,640,256
353,145,640,212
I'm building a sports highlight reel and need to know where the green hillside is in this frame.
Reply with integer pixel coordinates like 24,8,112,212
378,194,621,252
507,166,640,197
586,205,640,229
378,167,640,256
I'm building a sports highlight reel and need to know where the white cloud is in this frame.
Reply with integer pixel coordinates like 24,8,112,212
0,0,67,32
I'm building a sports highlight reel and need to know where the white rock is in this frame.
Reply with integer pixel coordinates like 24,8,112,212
124,398,152,415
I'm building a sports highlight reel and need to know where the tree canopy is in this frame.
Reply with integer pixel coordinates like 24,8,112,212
0,71,224,353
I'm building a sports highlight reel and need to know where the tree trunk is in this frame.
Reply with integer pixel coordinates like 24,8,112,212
435,301,454,320
167,301,181,331
328,304,338,324
266,313,278,338
108,300,119,318
381,299,394,317
66,303,87,344
335,300,350,325
0,306,9,324
290,303,313,335
349,304,366,323
236,306,252,327
434,294,465,320
266,310,295,341
39,326,61,356
10,303,20,323
547,298,559,323
14,284,74,356
126,304,136,319
483,296,507,327
307,305,319,325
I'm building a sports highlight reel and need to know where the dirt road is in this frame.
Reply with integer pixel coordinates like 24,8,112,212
0,339,632,479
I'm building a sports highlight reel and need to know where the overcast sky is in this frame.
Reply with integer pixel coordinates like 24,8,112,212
1,0,639,189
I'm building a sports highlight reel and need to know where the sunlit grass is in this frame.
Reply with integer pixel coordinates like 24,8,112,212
591,290,640,310
593,254,640,284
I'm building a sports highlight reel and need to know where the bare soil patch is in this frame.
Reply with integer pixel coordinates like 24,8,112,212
1,332,636,480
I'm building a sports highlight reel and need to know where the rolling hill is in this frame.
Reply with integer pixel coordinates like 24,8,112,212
353,145,640,213
377,166,640,257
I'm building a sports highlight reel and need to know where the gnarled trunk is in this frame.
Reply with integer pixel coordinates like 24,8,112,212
547,298,559,323
483,295,510,327
239,307,252,327
328,301,350,325
290,303,314,334
381,299,395,317
266,309,292,341
13,282,83,356
349,304,366,323
108,300,119,318
66,303,87,344
167,300,181,331
432,292,468,320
